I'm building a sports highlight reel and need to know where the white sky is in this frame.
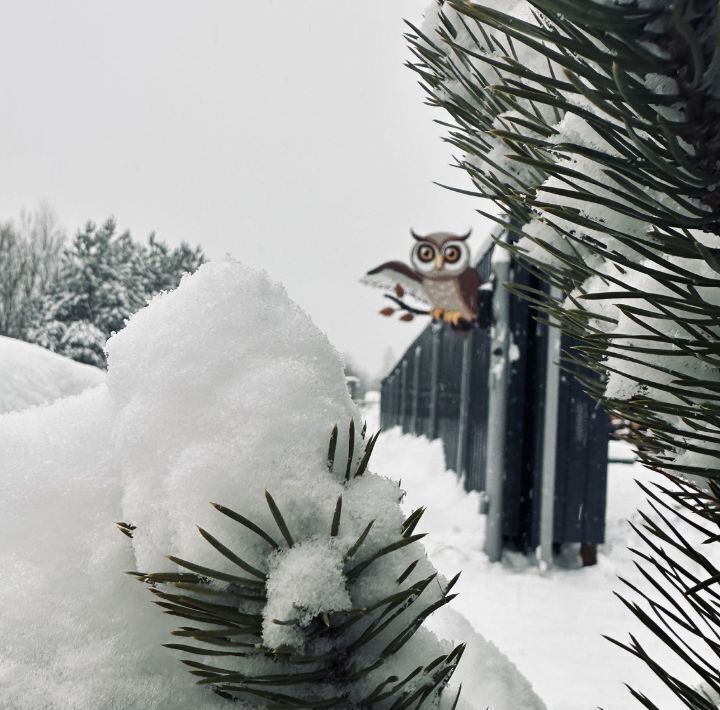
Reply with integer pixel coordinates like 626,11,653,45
0,0,493,377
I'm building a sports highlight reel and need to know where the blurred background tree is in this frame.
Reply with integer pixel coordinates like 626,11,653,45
0,208,204,368
0,203,65,340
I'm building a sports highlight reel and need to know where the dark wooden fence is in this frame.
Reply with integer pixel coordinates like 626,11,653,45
380,244,609,551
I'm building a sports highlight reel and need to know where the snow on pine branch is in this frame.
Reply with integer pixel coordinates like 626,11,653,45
413,0,720,481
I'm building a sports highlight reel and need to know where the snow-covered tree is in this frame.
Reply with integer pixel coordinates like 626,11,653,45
407,1,720,705
0,204,65,339
28,218,204,368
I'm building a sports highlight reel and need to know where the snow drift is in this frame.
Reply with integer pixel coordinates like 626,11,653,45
0,261,544,709
0,334,104,414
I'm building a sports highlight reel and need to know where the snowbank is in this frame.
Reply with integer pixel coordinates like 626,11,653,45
0,334,104,414
0,261,542,709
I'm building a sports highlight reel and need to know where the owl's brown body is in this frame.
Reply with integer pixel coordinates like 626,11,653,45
422,269,480,322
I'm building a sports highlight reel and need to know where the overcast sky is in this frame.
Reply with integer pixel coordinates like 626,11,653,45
1,0,493,377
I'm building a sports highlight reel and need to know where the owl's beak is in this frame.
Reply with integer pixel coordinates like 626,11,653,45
434,254,445,270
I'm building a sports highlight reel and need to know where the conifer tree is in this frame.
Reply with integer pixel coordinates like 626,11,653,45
0,206,65,339
28,218,204,367
407,1,720,705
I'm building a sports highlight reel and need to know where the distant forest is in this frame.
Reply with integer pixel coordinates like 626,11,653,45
0,205,204,368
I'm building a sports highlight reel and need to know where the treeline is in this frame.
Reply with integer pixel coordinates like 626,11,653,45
0,206,204,368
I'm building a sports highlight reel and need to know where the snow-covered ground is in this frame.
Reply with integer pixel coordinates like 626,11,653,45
361,406,694,710
0,335,104,414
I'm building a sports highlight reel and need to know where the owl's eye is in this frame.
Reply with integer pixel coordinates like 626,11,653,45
444,245,462,263
417,244,435,263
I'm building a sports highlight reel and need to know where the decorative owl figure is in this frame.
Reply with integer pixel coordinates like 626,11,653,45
363,229,489,328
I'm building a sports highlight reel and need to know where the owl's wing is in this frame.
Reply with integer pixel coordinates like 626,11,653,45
459,267,483,314
361,261,429,304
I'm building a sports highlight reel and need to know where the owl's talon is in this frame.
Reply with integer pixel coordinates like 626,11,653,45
431,308,445,321
443,310,463,326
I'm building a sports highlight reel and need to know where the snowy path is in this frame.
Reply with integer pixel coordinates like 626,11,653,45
364,411,691,710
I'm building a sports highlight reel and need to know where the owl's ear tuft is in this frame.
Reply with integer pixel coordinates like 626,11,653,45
410,228,425,242
457,229,472,241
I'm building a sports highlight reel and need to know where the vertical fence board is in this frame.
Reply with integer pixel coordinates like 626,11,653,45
552,344,609,544
455,331,474,477
500,265,539,546
400,361,408,433
466,323,491,491
410,346,421,434
436,328,463,473
427,327,441,439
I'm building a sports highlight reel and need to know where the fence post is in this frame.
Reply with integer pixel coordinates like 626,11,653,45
400,361,408,432
410,346,421,435
396,373,402,428
484,240,511,563
428,326,441,439
538,287,562,571
387,374,394,428
455,330,473,476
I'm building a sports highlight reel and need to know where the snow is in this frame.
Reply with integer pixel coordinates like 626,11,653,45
0,260,542,710
263,538,352,650
0,334,104,414
363,413,708,710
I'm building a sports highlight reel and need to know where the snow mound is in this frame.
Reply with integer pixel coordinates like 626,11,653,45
0,334,104,414
263,537,352,649
0,261,541,709
427,606,547,710
105,261,356,575
0,261,351,708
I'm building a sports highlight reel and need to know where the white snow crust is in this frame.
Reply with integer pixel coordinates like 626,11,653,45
0,334,104,414
263,538,352,649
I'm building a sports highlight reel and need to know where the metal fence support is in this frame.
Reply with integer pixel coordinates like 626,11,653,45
538,287,562,571
428,327,440,439
484,245,511,563
400,361,408,432
410,346,421,434
455,331,473,476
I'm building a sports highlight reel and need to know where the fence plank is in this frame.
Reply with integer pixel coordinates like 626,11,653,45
428,326,440,439
410,346,421,434
455,331,474,478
